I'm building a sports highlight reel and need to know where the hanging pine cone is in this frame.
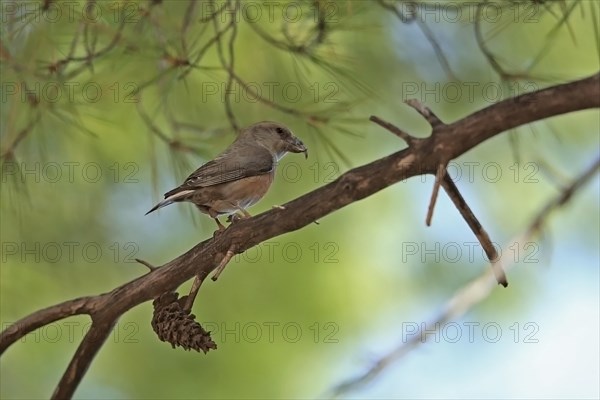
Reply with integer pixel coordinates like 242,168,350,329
151,292,217,354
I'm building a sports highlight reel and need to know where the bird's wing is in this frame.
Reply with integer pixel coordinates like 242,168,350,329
164,143,274,197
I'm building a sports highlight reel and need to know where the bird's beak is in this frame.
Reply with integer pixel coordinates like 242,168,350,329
289,138,308,159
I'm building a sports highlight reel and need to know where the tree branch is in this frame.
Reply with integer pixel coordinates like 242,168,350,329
330,155,600,397
52,319,117,399
1,72,598,399
0,297,94,354
441,174,508,287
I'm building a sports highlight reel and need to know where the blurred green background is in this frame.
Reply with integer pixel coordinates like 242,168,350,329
1,1,598,399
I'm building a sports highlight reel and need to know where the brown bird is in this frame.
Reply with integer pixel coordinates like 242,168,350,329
146,121,307,230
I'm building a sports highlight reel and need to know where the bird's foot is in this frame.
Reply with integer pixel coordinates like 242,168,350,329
226,213,243,224
227,212,250,224
227,209,251,224
213,218,227,237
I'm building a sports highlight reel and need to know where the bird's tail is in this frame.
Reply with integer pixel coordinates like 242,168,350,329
145,190,194,215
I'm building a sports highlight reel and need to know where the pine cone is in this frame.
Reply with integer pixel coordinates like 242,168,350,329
151,292,217,354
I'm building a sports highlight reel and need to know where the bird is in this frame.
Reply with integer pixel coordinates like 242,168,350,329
146,121,308,230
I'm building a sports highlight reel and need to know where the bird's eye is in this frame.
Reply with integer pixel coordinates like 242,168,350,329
276,127,284,134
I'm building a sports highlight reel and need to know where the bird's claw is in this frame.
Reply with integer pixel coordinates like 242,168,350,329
213,218,227,237
226,213,244,224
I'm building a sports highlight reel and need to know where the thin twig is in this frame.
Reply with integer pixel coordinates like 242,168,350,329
426,164,447,226
528,155,600,233
212,0,240,132
369,115,417,146
135,258,158,272
184,271,209,313
405,99,442,127
441,174,508,287
212,246,237,281
1,114,42,160
415,17,458,81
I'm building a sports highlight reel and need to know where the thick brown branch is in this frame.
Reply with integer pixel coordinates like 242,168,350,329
52,319,117,400
0,297,95,353
434,73,599,159
1,72,598,399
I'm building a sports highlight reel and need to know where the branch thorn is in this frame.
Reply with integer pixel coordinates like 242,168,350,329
405,99,442,127
426,163,447,226
440,174,508,287
369,115,417,146
135,258,158,272
211,246,236,281
184,271,209,313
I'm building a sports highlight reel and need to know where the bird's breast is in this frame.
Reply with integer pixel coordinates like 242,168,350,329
219,172,274,211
